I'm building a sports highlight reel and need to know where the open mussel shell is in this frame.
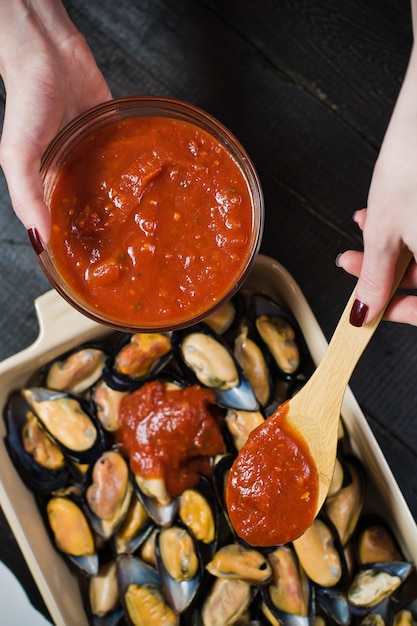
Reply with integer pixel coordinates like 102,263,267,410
102,332,172,392
249,293,308,381
261,545,314,626
46,490,99,576
225,407,265,452
40,342,109,394
192,576,259,626
324,455,366,547
85,449,133,540
355,514,404,565
88,559,124,626
113,490,154,555
346,515,415,617
21,387,106,465
292,512,349,592
178,477,219,565
395,597,417,625
155,522,203,614
4,390,70,492
347,561,414,616
202,293,244,337
315,589,351,626
91,379,127,433
116,554,179,626
134,478,180,528
172,322,258,411
206,542,273,585
233,320,273,409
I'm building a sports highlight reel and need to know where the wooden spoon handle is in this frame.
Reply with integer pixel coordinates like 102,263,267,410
304,247,413,414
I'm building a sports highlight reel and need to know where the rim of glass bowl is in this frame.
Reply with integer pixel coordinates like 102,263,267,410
39,96,265,332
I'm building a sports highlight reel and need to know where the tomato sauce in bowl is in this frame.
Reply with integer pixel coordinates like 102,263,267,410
39,98,264,331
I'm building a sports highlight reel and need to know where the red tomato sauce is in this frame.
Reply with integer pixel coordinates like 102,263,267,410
226,402,319,546
117,380,225,497
48,116,255,327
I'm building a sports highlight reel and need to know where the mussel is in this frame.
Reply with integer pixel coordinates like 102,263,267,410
89,560,123,624
292,514,348,589
234,321,272,407
46,491,99,576
103,332,172,391
5,391,69,492
206,543,273,585
22,387,105,464
250,293,304,379
117,554,178,626
173,323,258,411
156,524,202,613
200,577,253,626
113,491,152,555
85,450,133,539
43,345,107,394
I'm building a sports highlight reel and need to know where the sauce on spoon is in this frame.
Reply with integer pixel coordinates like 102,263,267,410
226,401,319,546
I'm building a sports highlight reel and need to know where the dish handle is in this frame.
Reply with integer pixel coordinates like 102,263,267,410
0,290,105,371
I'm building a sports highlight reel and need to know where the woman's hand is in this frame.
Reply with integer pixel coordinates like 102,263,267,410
337,24,417,327
0,0,112,245
337,209,417,325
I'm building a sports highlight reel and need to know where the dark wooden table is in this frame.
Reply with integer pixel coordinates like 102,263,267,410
0,0,416,621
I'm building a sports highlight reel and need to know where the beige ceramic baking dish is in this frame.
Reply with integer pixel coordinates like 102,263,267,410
0,254,415,626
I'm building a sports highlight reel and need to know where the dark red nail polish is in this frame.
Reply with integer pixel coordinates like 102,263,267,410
27,227,44,255
350,299,368,327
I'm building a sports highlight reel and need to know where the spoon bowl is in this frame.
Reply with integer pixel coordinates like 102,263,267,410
226,248,412,546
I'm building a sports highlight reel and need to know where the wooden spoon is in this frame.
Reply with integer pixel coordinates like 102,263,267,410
226,248,412,547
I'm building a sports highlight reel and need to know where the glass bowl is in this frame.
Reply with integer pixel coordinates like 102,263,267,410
39,96,264,332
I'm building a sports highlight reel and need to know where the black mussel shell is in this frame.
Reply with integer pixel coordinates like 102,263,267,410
249,293,311,381
40,341,111,395
112,491,155,555
116,554,178,626
354,514,404,566
172,322,259,411
233,318,274,410
84,449,133,540
177,476,219,566
21,387,106,465
88,559,124,626
261,545,314,626
4,390,70,492
133,479,180,528
155,521,203,613
293,512,350,593
315,587,351,626
45,490,99,577
202,293,245,338
347,561,414,616
102,332,173,392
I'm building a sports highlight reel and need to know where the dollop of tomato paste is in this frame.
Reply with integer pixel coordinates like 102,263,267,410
117,380,225,497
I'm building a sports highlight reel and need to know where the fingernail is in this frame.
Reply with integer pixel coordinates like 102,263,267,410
27,227,44,255
350,299,368,327
352,210,359,223
335,253,343,267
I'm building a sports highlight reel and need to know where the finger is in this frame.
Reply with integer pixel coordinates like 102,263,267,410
0,145,51,245
349,226,403,326
384,294,417,325
335,250,363,277
352,208,367,230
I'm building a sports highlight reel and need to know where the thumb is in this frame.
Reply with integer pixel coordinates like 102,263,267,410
350,245,399,326
0,145,51,246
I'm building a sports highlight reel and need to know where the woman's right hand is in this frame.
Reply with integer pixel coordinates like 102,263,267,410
0,0,112,246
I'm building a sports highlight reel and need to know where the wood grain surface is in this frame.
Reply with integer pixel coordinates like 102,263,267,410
0,0,415,620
